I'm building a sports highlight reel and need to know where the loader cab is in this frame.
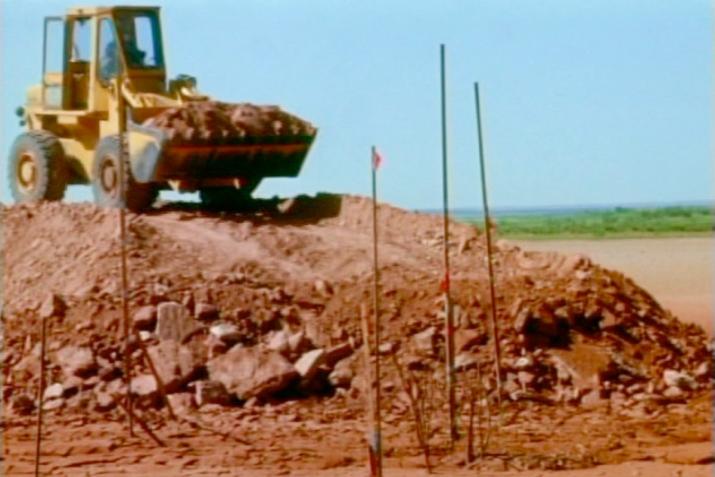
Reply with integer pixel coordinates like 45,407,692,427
37,7,166,113
97,9,166,92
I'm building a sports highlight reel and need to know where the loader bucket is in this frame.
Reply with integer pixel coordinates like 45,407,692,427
128,122,167,183
154,136,314,181
129,101,317,184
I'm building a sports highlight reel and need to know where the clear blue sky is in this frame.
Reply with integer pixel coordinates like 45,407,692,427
1,0,712,210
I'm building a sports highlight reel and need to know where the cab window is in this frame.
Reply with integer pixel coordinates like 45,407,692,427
70,17,91,62
98,18,119,82
116,11,163,69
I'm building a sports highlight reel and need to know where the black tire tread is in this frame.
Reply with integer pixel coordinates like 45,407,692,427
8,130,67,203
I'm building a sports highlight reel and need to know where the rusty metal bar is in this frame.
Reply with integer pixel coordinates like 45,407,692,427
115,397,165,447
34,314,48,477
473,82,503,408
116,77,134,437
132,328,176,421
360,305,378,477
440,43,458,445
370,146,383,477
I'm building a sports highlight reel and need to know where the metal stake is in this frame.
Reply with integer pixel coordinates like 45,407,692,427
440,43,458,444
116,77,134,436
34,314,47,477
370,146,384,477
473,82,503,408
360,307,378,477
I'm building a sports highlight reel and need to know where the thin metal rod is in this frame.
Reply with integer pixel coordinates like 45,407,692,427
132,328,176,421
114,397,165,447
440,43,458,444
473,82,503,408
116,78,134,436
360,305,378,477
34,315,47,477
370,146,383,477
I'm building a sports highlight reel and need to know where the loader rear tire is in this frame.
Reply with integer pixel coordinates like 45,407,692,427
8,131,67,203
92,135,158,212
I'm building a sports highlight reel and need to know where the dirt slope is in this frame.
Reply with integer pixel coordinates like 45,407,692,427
516,237,714,336
1,195,711,475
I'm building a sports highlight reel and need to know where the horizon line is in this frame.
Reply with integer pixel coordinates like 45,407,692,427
418,199,714,214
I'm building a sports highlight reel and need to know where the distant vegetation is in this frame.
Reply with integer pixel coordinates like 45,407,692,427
462,206,714,239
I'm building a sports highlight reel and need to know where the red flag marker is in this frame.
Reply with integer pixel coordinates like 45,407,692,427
372,148,383,169
439,272,450,293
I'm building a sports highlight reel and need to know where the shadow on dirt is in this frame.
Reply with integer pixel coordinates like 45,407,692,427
146,192,343,226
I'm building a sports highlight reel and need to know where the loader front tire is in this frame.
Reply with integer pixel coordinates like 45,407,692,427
92,135,158,212
8,131,67,203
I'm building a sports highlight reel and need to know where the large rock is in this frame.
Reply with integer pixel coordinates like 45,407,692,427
43,398,64,411
550,344,612,390
40,293,66,319
411,327,438,357
133,305,157,331
207,346,297,400
267,330,290,354
146,340,201,393
514,355,534,370
209,323,241,347
94,392,116,412
12,346,41,381
580,388,608,408
324,342,353,367
314,279,333,296
455,328,487,352
155,302,195,341
43,383,64,401
10,394,35,415
167,393,194,415
455,352,479,371
56,346,97,379
328,356,355,388
129,374,162,408
97,357,122,382
194,380,231,407
195,303,219,322
288,332,312,356
205,333,229,359
663,369,696,391
130,374,158,397
294,348,325,381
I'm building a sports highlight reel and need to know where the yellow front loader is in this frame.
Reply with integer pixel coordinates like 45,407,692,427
9,6,316,211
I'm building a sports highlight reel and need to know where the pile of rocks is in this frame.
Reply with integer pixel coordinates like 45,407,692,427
142,101,316,145
374,313,710,413
2,197,711,422
7,296,359,416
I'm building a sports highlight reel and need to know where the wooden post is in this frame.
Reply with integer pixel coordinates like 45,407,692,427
440,44,458,444
473,82,503,408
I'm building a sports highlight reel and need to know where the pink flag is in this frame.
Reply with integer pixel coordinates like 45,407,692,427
440,272,450,293
372,148,383,169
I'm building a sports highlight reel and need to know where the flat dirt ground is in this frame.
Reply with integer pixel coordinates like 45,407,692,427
515,237,713,336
